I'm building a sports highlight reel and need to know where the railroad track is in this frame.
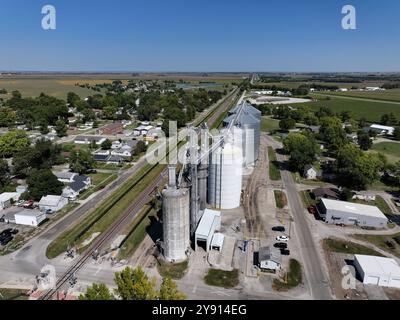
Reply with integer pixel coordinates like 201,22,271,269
40,88,241,300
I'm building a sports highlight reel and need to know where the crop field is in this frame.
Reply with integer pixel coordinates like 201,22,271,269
0,78,102,99
254,81,386,90
314,89,400,103
303,94,400,122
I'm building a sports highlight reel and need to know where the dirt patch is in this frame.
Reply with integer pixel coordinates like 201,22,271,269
384,287,400,300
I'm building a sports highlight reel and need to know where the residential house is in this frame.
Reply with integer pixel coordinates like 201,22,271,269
312,188,341,201
303,165,321,180
0,192,20,210
93,154,124,165
54,172,78,184
74,135,106,145
353,191,376,202
62,175,92,200
98,122,124,135
369,124,395,136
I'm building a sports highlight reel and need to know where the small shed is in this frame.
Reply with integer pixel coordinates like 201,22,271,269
303,165,320,180
210,232,225,252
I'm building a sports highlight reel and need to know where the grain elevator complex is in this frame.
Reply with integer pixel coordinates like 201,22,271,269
161,101,261,262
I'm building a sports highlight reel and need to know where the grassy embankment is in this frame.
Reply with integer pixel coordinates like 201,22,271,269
323,238,384,256
274,190,287,209
353,233,400,258
268,147,281,181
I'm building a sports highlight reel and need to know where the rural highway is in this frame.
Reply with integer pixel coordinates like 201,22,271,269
266,135,332,300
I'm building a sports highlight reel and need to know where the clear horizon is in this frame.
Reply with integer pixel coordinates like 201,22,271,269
1,0,400,72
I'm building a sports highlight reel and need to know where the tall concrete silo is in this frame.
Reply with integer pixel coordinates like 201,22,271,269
162,167,190,262
208,142,243,210
229,102,262,120
223,111,260,167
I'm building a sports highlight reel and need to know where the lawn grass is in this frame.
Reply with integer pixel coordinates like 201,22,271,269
268,147,281,181
87,172,113,185
118,206,155,260
353,232,400,258
274,190,287,209
0,288,29,300
371,142,400,163
204,269,239,288
323,238,384,256
306,94,400,122
272,259,302,291
261,117,280,133
157,260,189,280
46,163,164,259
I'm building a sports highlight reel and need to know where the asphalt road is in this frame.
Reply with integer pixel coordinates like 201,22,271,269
266,135,332,300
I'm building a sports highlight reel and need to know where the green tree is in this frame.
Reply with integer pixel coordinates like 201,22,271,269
0,107,16,127
0,130,30,158
283,133,319,172
0,159,10,192
336,144,385,189
158,277,186,300
133,141,147,156
26,169,64,200
55,119,68,137
319,117,348,152
393,127,400,141
79,283,115,300
101,139,112,150
69,149,94,174
357,130,373,150
114,267,158,300
279,118,296,131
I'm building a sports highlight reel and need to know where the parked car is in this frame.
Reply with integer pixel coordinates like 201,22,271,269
280,249,290,255
23,199,35,208
274,242,288,249
45,209,53,214
0,235,13,246
276,235,289,242
307,206,316,214
272,226,285,232
17,200,25,207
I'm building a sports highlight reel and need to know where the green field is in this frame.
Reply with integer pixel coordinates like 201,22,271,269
318,89,400,103
274,190,287,209
261,117,280,132
157,260,189,280
307,94,400,122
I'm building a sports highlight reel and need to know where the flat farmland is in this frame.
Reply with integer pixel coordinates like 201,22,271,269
315,89,400,103
304,94,400,122
254,81,386,90
0,78,104,99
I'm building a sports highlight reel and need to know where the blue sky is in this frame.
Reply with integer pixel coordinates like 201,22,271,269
0,0,399,72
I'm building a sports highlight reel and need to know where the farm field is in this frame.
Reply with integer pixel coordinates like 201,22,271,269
303,94,400,122
314,89,400,103
253,81,386,90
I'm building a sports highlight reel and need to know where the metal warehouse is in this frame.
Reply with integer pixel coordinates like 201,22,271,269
318,198,388,228
354,255,400,288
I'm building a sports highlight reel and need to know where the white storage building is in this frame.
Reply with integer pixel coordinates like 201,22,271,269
354,255,400,288
0,192,20,210
38,195,68,213
318,198,388,228
370,124,395,136
195,209,221,251
258,246,282,271
15,210,46,227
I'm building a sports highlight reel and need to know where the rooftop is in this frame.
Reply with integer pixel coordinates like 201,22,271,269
321,198,387,219
39,195,65,206
196,209,221,238
355,254,400,275
0,192,19,202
